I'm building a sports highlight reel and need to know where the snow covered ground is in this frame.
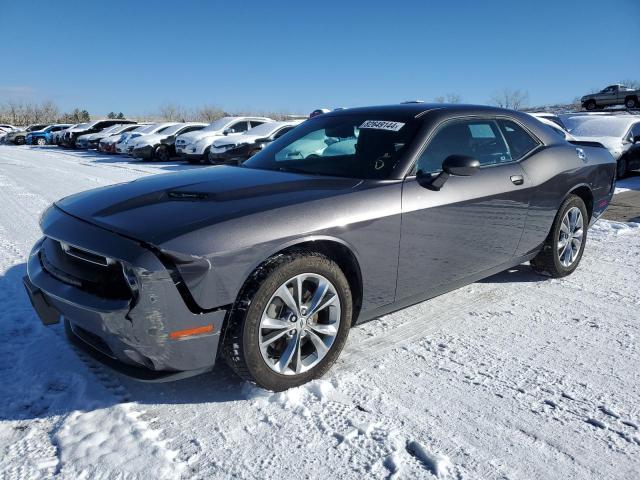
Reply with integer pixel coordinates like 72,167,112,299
0,145,639,479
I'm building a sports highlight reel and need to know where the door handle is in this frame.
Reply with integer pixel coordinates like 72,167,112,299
510,175,524,185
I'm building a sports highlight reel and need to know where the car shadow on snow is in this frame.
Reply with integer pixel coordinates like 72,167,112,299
0,262,248,423
29,145,204,174
479,263,546,284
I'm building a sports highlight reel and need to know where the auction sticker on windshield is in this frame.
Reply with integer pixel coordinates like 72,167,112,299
359,120,405,131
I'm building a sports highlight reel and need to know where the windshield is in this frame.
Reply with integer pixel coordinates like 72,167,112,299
244,114,421,179
202,117,236,132
242,122,285,137
565,117,633,137
135,124,159,134
160,123,188,135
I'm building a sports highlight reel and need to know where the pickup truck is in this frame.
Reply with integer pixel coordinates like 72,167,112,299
581,84,640,110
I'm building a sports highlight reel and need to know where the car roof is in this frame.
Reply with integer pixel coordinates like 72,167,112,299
323,103,519,120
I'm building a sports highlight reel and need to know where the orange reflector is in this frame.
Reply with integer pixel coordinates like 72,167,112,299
169,324,214,340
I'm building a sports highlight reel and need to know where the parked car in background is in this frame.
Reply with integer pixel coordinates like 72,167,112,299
208,120,303,164
581,84,640,110
116,122,178,155
130,122,207,161
527,114,574,141
175,116,273,163
98,124,146,153
563,115,640,178
0,124,19,132
24,104,616,391
60,119,136,148
52,124,79,145
76,123,136,149
4,124,49,145
26,124,73,145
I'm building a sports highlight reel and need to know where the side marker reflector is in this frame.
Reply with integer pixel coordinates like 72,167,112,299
169,324,214,340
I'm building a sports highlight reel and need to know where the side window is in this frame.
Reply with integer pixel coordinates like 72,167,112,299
179,126,203,135
273,126,293,139
496,119,539,160
250,121,265,128
229,121,249,133
415,119,511,174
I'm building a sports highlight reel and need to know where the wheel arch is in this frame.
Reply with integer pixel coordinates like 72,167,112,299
566,184,594,221
240,236,364,325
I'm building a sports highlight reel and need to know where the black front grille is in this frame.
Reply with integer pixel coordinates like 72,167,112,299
40,237,132,300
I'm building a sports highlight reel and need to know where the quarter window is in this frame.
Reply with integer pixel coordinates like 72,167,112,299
415,119,511,174
496,119,539,160
250,121,265,128
229,121,249,133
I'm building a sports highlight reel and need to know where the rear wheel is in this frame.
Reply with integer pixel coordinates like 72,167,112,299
14,136,25,145
223,251,352,391
531,195,588,278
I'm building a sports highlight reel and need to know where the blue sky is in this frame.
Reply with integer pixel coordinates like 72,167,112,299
2,0,639,115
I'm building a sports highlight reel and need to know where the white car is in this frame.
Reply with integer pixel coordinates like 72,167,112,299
208,120,303,164
527,113,575,141
175,116,273,163
98,124,148,153
562,114,640,178
116,122,179,154
129,122,208,161
76,124,130,149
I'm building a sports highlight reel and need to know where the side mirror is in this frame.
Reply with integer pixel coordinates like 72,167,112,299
633,135,640,144
223,128,235,135
418,155,480,191
442,155,480,176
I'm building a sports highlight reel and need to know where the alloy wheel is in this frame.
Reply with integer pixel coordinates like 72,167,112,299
557,207,584,267
259,273,341,375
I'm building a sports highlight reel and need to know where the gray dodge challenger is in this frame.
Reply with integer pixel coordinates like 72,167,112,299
24,104,616,391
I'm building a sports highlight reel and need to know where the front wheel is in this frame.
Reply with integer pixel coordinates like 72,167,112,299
585,101,596,111
531,194,588,278
155,145,170,162
36,137,47,146
223,251,352,391
625,97,637,109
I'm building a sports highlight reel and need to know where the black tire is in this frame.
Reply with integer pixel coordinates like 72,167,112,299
625,97,637,109
14,136,25,145
36,137,47,146
222,250,352,391
616,157,628,179
154,145,170,162
531,194,588,278
585,100,596,111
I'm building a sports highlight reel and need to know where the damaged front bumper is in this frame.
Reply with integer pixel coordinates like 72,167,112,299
24,207,228,381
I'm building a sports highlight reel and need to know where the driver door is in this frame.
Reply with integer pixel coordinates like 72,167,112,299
396,117,531,301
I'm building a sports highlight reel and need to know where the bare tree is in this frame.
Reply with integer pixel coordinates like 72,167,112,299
433,93,462,104
196,105,226,122
620,79,640,89
488,88,529,110
158,103,187,121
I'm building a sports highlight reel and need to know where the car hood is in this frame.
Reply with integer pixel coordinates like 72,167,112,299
54,166,362,247
572,135,625,157
131,133,165,147
213,133,262,148
177,129,223,143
